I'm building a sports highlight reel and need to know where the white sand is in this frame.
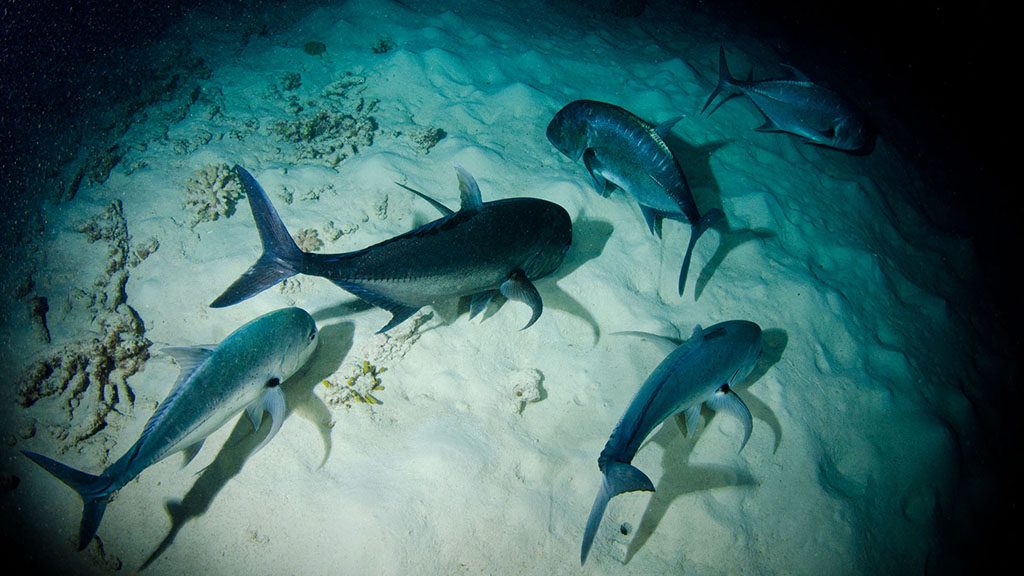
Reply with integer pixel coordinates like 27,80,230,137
1,0,998,574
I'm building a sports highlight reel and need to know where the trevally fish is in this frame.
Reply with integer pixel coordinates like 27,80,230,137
580,320,763,564
546,100,722,296
212,165,572,333
702,46,873,152
22,307,319,550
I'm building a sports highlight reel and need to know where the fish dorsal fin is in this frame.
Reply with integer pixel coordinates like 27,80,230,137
137,346,216,457
454,164,483,210
162,346,215,386
395,181,455,217
654,115,685,140
779,63,811,82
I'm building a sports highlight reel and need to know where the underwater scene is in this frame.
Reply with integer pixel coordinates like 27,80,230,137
1,0,1018,574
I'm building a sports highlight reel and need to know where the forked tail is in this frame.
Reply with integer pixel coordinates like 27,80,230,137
678,208,723,296
210,166,306,308
701,46,742,116
22,451,114,550
580,461,655,565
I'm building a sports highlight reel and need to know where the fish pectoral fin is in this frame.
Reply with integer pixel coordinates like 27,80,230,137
582,148,615,197
454,164,484,210
499,270,543,330
706,385,753,452
468,291,496,320
247,385,287,455
180,439,206,468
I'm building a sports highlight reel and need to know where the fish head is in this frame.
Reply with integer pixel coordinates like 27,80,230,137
258,307,319,383
707,320,764,385
522,200,573,279
831,115,872,151
546,101,591,160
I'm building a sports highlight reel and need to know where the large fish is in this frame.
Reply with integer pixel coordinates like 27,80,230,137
22,307,319,550
580,320,763,564
702,46,872,152
546,100,722,296
212,166,572,333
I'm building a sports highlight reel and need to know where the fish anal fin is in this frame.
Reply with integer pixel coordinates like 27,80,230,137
639,205,662,237
180,439,206,468
468,291,495,320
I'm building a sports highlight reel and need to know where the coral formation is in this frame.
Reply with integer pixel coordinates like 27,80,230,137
321,312,432,407
271,72,380,168
372,36,396,54
508,368,545,414
408,127,447,154
280,71,302,91
303,41,327,56
17,201,152,447
294,228,324,252
183,163,244,226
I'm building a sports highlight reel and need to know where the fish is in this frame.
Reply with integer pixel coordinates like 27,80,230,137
21,306,319,550
702,46,872,152
580,320,763,564
212,165,572,333
546,99,722,296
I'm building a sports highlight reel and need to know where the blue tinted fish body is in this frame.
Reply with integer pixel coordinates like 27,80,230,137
213,166,572,332
703,47,872,151
22,307,319,550
547,100,722,295
580,320,763,564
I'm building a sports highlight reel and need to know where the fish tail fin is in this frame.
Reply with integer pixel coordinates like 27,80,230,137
678,208,723,296
701,46,740,116
22,450,111,550
581,462,654,565
210,166,306,308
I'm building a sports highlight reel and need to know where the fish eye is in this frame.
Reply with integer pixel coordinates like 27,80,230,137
308,329,317,342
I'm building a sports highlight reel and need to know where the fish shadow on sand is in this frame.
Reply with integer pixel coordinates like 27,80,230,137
624,327,788,563
663,136,777,301
140,321,353,570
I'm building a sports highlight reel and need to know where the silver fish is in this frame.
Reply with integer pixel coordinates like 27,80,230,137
22,307,319,549
212,165,572,333
547,99,722,296
702,46,873,151
581,320,763,564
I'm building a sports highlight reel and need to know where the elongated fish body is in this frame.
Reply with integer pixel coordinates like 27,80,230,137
580,320,763,564
547,100,722,295
703,47,872,151
22,307,319,550
212,166,571,333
